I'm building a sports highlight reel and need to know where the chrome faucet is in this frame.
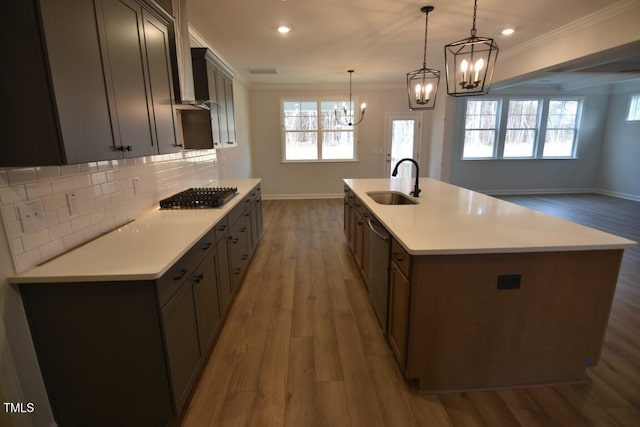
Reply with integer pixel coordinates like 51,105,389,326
391,158,421,197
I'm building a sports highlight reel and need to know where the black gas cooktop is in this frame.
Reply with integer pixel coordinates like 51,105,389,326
159,187,238,209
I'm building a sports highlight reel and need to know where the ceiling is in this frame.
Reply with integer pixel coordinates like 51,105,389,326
186,0,640,89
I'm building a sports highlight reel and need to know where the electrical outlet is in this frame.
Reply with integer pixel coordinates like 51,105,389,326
67,192,79,216
18,201,45,233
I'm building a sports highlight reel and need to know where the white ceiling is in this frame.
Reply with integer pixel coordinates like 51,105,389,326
186,0,640,88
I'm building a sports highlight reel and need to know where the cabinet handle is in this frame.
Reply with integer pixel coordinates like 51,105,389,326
173,268,188,281
392,252,404,262
217,225,227,232
241,255,248,261
118,145,132,152
201,242,213,251
194,273,204,284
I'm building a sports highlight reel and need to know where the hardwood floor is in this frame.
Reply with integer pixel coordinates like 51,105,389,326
179,195,640,426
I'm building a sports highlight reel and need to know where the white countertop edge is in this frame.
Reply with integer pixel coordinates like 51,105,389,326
9,178,262,284
344,178,637,256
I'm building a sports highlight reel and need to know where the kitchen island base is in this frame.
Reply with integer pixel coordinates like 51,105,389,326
398,249,624,393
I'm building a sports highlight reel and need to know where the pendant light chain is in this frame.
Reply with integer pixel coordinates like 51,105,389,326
471,0,478,37
422,9,429,68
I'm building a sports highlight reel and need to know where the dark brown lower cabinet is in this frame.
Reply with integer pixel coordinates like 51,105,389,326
19,186,263,425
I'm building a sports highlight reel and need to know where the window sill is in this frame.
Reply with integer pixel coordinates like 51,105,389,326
281,159,359,164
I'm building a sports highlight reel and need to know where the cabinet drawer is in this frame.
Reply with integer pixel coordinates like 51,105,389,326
214,216,230,243
391,238,411,279
228,194,251,226
157,228,216,306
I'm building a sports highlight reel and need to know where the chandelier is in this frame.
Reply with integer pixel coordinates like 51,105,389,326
444,0,499,96
406,6,440,110
335,70,366,126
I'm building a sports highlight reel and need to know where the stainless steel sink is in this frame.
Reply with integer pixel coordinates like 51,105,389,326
366,191,418,205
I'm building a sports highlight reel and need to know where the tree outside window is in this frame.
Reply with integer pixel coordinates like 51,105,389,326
282,99,356,161
543,100,581,158
462,99,500,159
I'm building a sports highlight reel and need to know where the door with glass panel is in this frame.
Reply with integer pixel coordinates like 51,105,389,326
384,113,421,178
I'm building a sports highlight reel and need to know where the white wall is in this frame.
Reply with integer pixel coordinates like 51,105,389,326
596,81,640,200
249,84,433,198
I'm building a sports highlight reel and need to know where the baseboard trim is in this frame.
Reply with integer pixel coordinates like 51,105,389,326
482,188,593,196
594,188,640,203
262,193,343,200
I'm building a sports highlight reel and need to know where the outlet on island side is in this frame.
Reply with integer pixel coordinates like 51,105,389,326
497,274,521,290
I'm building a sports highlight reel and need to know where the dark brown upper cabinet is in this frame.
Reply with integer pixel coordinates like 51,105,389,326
180,48,237,150
1,0,180,167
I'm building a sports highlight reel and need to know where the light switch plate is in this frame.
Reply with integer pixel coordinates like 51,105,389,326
18,201,45,233
67,192,79,216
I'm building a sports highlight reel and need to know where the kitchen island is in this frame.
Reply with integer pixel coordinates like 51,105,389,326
344,177,635,393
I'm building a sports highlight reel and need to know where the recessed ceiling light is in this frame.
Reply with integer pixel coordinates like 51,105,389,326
502,28,515,36
277,26,291,34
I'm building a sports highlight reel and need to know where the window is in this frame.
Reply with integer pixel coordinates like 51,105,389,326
543,99,581,158
503,99,540,158
462,99,500,158
281,99,356,161
626,94,640,122
461,97,583,160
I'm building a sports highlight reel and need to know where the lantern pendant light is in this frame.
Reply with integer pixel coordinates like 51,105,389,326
335,70,366,126
406,6,440,110
444,0,498,96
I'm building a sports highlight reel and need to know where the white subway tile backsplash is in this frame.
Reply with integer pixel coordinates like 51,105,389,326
42,194,67,212
71,215,91,232
2,205,17,222
35,166,61,181
26,181,53,199
1,150,218,273
0,171,9,187
0,186,27,204
72,174,92,189
51,177,75,194
49,221,72,240
39,239,65,261
62,230,85,251
91,171,107,185
7,168,38,185
10,238,24,255
15,249,43,273
22,228,51,252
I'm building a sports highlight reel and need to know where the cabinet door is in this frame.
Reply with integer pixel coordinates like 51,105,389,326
3,0,118,166
215,70,230,146
223,74,237,146
142,10,180,154
161,280,201,415
388,262,410,372
97,0,156,157
206,61,223,147
251,188,263,245
216,235,233,314
193,252,222,353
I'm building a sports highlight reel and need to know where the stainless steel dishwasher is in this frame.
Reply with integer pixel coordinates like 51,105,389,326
367,217,391,335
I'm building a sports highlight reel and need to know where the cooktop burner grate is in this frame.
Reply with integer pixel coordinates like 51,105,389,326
159,187,238,209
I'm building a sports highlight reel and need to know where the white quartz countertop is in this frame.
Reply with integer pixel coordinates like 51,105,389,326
10,179,261,284
344,178,636,255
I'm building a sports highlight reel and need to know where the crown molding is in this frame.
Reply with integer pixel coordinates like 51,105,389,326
500,0,640,60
